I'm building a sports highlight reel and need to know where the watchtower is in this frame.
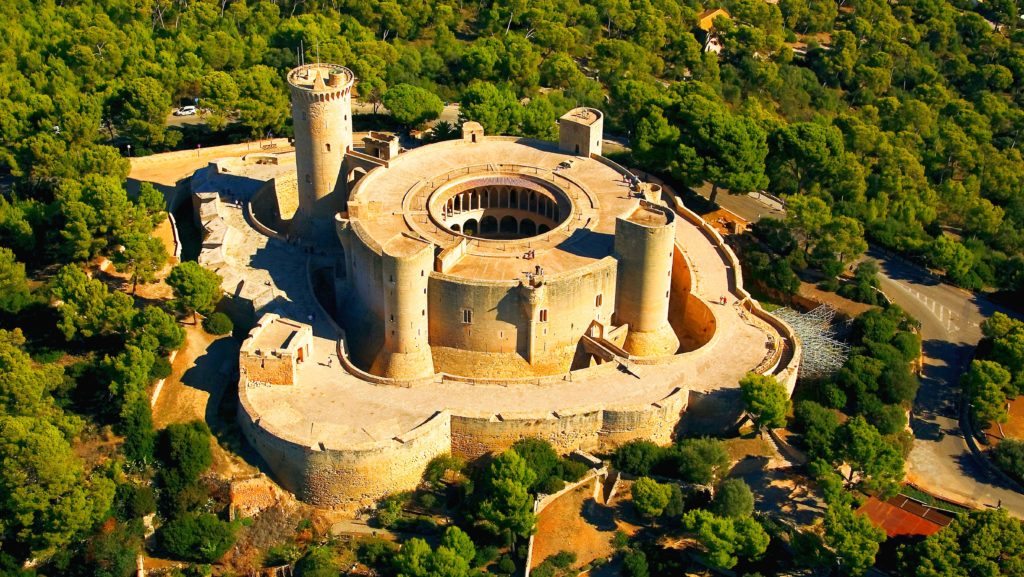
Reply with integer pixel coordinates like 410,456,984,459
558,107,604,157
288,63,354,229
613,201,680,357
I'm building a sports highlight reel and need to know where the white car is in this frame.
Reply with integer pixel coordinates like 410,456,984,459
174,105,197,116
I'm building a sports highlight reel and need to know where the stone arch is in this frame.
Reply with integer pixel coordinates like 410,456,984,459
520,218,537,236
538,224,550,234
464,218,479,236
450,223,461,232
481,215,498,234
500,216,518,234
348,167,367,184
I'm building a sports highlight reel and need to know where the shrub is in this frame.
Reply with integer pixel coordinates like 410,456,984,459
115,483,157,521
150,356,172,380
159,513,237,563
611,530,630,550
632,477,672,519
159,421,212,493
711,479,755,518
496,555,516,574
674,438,729,485
265,543,303,566
375,496,404,528
202,312,233,335
558,458,590,482
992,439,1024,483
539,475,565,495
295,546,339,577
423,453,465,485
613,440,663,476
548,551,576,568
473,545,500,568
357,538,397,567
623,550,649,577
417,491,437,509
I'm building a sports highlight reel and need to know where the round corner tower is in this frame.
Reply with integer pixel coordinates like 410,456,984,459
614,201,680,357
370,235,436,381
288,63,354,228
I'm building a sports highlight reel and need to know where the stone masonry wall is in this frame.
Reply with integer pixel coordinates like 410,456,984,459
239,353,296,385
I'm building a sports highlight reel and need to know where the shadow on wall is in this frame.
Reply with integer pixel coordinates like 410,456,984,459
676,388,745,438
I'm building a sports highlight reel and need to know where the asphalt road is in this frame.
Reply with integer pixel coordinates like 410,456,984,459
870,249,1024,515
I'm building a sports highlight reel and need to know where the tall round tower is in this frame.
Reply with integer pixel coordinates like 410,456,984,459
371,235,436,381
613,201,680,357
288,63,354,228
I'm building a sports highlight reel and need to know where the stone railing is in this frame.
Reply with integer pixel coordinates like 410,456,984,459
668,193,802,387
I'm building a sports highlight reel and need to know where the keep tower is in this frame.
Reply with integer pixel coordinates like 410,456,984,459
288,63,354,229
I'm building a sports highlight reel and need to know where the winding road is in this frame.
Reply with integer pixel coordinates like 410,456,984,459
870,248,1024,516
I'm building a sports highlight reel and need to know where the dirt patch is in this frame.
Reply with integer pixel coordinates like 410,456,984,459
722,436,775,463
985,395,1024,441
151,323,253,479
798,281,876,318
532,480,617,570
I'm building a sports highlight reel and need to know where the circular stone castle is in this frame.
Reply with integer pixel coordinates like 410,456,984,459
221,64,800,510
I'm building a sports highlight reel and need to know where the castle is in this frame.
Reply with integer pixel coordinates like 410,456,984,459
227,63,799,509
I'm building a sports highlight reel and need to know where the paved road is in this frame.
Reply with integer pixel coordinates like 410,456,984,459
870,249,1024,516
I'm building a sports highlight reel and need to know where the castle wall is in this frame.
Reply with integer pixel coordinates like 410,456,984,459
667,245,716,352
427,258,617,378
237,394,451,509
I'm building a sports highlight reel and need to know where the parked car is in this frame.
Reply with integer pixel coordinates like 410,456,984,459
174,105,197,116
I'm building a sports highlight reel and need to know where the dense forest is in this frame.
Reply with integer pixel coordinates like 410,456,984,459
2,0,1024,574
3,0,1024,288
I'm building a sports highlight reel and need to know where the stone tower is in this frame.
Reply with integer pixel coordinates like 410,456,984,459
613,201,680,357
288,63,354,230
371,235,436,380
558,107,604,157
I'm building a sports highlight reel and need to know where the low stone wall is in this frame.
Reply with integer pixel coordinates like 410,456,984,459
237,389,452,509
668,194,801,388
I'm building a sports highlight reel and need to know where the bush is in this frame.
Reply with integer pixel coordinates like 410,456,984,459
548,551,577,569
673,438,729,485
539,475,566,495
202,312,233,335
159,421,212,494
992,439,1024,483
375,496,404,528
159,513,237,563
114,483,157,521
150,356,172,380
473,545,500,568
423,454,465,485
623,550,650,577
496,555,517,575
558,458,590,482
357,538,397,567
120,397,157,463
295,546,339,577
613,440,663,476
265,543,302,566
711,479,755,518
611,530,630,550
416,491,438,509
